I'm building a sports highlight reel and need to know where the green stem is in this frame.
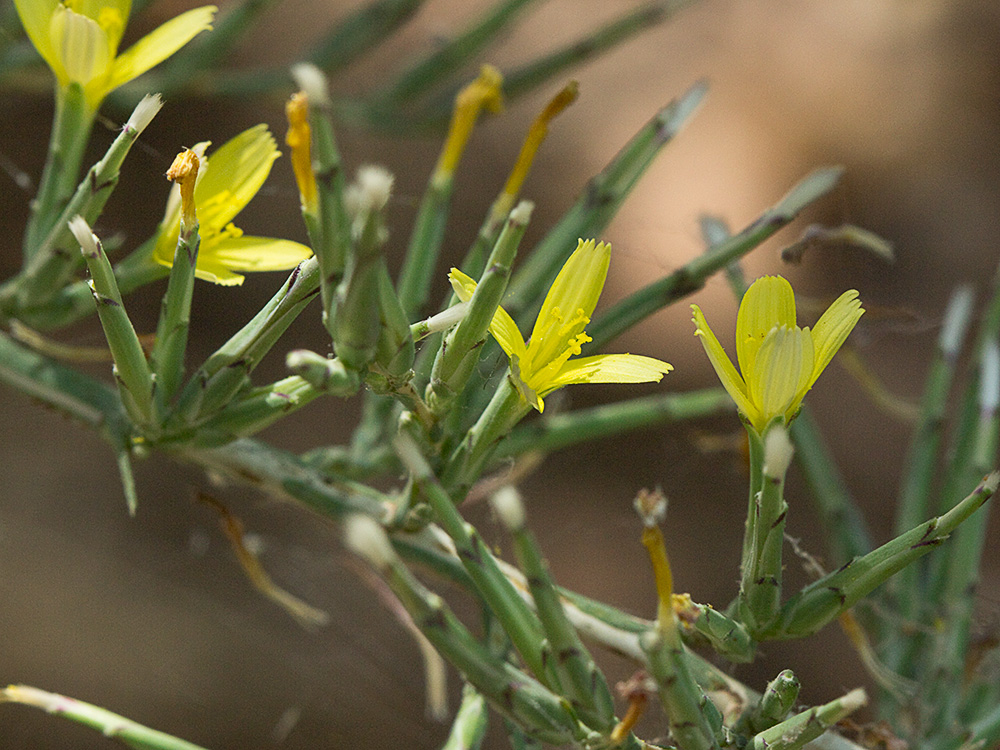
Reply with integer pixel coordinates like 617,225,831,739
397,172,454,320
501,0,695,102
500,494,616,731
441,377,529,500
23,84,94,260
739,424,791,635
76,222,153,427
349,514,582,745
585,167,843,350
789,407,872,563
0,685,210,750
373,0,538,105
749,689,867,750
641,625,721,750
441,683,489,750
507,81,707,320
498,387,733,458
307,0,429,74
397,436,555,688
150,221,199,413
880,285,973,677
772,472,998,639
427,203,530,417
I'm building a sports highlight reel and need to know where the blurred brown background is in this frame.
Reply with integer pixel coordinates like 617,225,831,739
2,0,1000,747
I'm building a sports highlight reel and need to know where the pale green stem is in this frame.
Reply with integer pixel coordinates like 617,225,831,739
673,596,755,663
330,205,385,370
353,516,583,745
373,0,537,105
188,375,323,446
881,285,974,678
397,172,454,319
396,435,556,688
22,84,94,260
500,0,696,102
641,626,722,750
78,228,153,427
13,235,169,331
371,261,416,384
741,669,799,734
172,258,320,426
427,203,530,417
497,388,734,458
504,506,617,732
789,407,872,563
441,376,529,500
585,166,844,350
441,684,489,750
308,92,352,325
749,689,867,750
507,81,707,319
740,424,791,635
772,472,998,639
308,0,429,73
0,685,209,750
150,221,199,414
7,95,158,314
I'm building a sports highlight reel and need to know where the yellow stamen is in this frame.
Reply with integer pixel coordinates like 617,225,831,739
641,525,674,629
166,148,199,229
433,64,504,183
501,80,578,199
285,91,318,214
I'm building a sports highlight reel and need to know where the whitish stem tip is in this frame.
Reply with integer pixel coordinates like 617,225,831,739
291,63,331,107
344,515,396,569
763,425,794,478
126,94,164,134
490,486,526,531
68,215,98,256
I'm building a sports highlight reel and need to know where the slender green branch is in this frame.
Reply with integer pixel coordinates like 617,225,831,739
0,685,210,750
586,167,843,350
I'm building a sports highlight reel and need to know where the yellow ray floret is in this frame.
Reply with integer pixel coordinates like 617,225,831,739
691,275,864,433
450,238,672,412
14,0,215,111
153,124,312,286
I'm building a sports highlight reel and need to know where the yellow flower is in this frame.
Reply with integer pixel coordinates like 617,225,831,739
14,0,216,112
450,239,672,413
152,124,313,286
691,275,864,433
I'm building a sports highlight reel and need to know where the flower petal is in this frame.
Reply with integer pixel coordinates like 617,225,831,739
52,5,110,87
448,267,476,302
14,0,64,77
530,238,609,367
547,353,672,390
810,289,864,379
449,267,527,362
736,275,796,381
105,6,215,95
748,326,813,430
692,304,757,424
206,235,312,271
193,123,275,232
